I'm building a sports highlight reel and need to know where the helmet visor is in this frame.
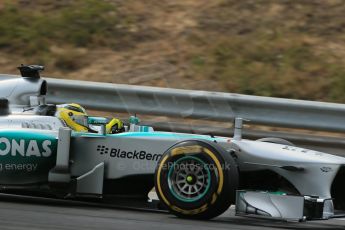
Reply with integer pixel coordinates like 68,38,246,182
72,115,89,127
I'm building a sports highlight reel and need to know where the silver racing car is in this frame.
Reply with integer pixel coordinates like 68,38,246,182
0,65,344,221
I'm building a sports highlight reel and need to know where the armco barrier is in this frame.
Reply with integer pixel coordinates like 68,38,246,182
1,74,345,132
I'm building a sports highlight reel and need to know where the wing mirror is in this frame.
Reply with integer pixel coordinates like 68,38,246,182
233,118,250,141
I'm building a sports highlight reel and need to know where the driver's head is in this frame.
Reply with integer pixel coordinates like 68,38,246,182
56,103,89,132
57,103,87,116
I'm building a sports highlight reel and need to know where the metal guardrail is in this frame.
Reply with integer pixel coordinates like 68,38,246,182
1,74,345,133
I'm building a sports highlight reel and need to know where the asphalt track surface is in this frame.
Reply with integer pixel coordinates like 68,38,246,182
0,194,344,230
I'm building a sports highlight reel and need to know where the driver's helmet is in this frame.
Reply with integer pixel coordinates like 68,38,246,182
56,103,89,132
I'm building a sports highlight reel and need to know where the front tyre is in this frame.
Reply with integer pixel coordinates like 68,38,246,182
154,140,238,219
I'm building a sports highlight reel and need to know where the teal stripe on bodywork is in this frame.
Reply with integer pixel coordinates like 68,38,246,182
73,131,227,141
0,129,57,139
0,128,226,142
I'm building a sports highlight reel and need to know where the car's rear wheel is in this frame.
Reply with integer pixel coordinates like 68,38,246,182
154,140,238,219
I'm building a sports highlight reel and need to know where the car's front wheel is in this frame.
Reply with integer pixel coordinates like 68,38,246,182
154,140,238,219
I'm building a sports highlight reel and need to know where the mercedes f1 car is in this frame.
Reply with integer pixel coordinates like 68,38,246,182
0,65,344,221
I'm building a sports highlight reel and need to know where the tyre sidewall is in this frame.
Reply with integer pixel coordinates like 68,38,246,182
155,140,238,219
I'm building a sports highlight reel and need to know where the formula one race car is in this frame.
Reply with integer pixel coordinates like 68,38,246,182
0,65,344,221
